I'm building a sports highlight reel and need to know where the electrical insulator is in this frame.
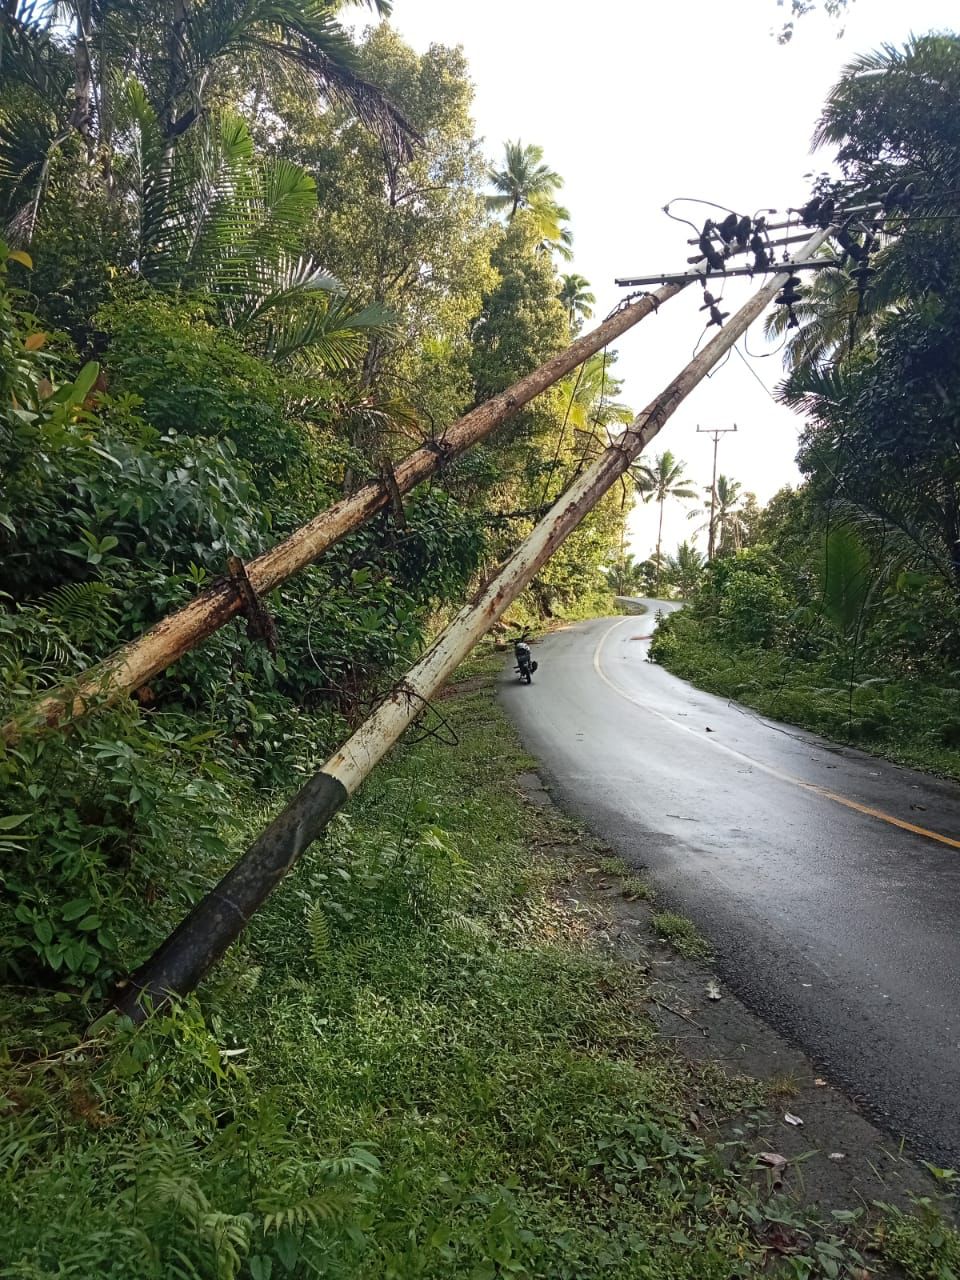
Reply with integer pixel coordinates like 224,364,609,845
835,225,866,263
775,275,803,307
707,303,729,328
735,215,752,249
699,290,719,310
750,232,770,272
817,197,835,227
697,221,726,272
800,196,822,227
717,212,739,243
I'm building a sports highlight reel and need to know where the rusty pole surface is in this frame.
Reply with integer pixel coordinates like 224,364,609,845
114,226,832,1020
2,283,683,747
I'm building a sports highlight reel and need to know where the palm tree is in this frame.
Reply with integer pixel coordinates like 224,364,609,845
0,0,416,240
605,550,644,597
771,35,960,376
563,351,632,434
689,473,746,559
486,140,561,218
125,86,392,368
633,450,697,594
763,259,875,374
664,541,704,599
559,273,595,332
486,140,572,259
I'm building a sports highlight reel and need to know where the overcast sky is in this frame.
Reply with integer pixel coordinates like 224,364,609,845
372,0,957,558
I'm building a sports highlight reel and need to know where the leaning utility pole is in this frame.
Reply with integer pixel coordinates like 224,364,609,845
696,423,737,560
2,283,685,747
113,223,833,1022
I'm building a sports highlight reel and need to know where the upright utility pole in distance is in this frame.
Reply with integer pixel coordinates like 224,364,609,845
697,423,737,560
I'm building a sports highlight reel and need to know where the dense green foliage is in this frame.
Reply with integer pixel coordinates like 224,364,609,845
0,5,643,1270
0,0,631,994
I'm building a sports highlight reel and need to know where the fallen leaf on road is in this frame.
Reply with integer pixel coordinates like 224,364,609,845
705,726,714,732
814,1077,827,1086
910,803,927,812
757,1151,788,1187
705,979,722,1000
758,1152,788,1169
828,1152,846,1161
784,1112,804,1126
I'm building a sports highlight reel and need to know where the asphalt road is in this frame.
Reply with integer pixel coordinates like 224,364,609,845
499,603,960,1166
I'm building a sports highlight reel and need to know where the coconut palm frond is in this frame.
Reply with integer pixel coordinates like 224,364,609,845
258,291,395,368
182,0,418,160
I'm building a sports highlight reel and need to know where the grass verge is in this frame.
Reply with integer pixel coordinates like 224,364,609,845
3,646,959,1277
651,910,711,960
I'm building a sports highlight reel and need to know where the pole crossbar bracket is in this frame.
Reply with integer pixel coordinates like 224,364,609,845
227,555,279,655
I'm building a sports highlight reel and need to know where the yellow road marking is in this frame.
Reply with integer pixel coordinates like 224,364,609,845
592,616,960,852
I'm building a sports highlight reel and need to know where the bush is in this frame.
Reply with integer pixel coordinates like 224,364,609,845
717,570,789,647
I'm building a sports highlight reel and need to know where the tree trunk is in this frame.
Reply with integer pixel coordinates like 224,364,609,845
161,0,192,156
70,0,95,161
655,498,665,594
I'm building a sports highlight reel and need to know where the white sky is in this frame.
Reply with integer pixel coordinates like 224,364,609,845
377,0,957,559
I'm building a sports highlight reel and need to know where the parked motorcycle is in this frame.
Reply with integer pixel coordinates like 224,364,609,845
514,633,538,684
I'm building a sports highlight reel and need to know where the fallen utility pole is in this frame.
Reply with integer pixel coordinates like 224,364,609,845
113,223,833,1022
2,283,683,747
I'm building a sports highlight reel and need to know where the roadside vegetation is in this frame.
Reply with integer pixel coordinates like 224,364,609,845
6,648,959,1277
2,0,960,1272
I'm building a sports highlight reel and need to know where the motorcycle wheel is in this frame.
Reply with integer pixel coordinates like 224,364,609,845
523,671,532,684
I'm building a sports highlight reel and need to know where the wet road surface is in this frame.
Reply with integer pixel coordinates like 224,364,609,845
499,605,960,1165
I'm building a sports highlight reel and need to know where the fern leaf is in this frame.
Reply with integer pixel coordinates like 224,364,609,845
306,903,330,963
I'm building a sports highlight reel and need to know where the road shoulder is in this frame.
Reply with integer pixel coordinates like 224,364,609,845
513,762,960,1275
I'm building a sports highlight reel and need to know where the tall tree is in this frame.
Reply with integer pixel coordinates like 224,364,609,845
0,0,416,240
485,140,572,259
559,272,595,332
634,450,697,594
486,139,561,218
664,540,705,599
273,28,494,469
777,35,960,602
690,473,747,559
775,36,960,376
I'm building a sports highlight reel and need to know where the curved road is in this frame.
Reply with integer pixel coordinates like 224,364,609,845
500,604,960,1166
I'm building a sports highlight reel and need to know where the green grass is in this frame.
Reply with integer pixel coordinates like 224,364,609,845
2,645,957,1278
620,875,654,903
651,911,711,960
